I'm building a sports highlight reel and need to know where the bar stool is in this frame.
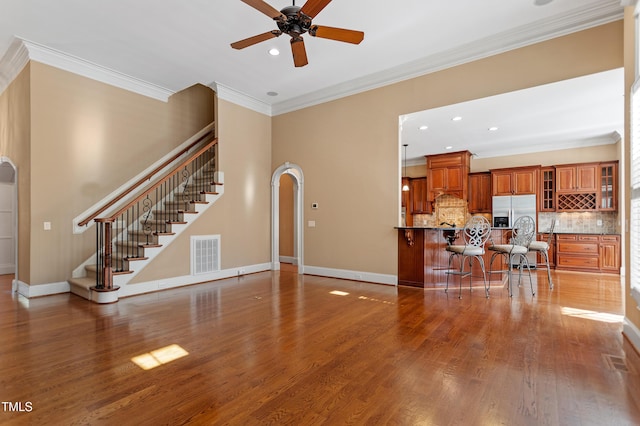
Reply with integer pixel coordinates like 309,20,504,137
488,215,536,297
528,218,556,290
445,216,492,299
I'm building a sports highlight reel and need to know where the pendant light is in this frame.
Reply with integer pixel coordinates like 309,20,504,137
402,144,410,192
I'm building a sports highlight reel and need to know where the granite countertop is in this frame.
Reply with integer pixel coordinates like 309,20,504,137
395,227,620,235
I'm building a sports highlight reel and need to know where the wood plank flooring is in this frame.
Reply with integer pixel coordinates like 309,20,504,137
0,269,639,425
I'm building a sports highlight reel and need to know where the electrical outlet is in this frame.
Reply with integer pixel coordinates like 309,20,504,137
597,219,603,227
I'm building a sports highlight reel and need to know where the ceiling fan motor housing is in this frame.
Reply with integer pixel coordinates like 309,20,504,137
277,6,312,36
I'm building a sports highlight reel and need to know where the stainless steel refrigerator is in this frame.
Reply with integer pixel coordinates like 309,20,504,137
492,194,537,267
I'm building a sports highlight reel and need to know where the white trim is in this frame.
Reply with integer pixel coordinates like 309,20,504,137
271,1,623,116
271,163,304,274
210,82,271,116
0,38,29,96
0,37,173,101
279,256,297,265
303,265,397,287
623,318,640,354
117,262,272,298
14,280,70,298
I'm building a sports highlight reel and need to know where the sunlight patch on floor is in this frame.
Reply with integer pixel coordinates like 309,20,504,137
561,307,623,323
131,344,189,370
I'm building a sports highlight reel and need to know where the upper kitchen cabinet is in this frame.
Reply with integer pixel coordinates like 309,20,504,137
409,177,431,214
540,167,555,212
556,163,598,193
555,161,617,211
491,166,539,196
598,162,617,211
426,151,471,202
468,172,492,213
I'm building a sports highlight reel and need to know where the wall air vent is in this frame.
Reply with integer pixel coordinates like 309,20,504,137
191,235,220,275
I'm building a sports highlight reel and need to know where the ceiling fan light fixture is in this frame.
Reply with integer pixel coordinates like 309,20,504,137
268,48,280,56
419,125,428,130
452,116,462,122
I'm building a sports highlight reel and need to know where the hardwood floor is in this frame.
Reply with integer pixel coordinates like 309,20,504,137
1,270,639,425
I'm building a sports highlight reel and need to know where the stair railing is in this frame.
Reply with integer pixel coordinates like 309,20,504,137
93,136,219,290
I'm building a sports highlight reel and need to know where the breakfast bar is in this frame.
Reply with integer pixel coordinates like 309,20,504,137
396,227,508,288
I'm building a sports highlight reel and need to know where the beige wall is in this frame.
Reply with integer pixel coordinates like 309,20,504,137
28,63,215,285
623,7,640,338
272,21,623,277
0,64,31,283
132,98,272,282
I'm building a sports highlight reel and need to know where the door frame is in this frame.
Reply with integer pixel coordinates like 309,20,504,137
271,162,304,273
0,157,18,290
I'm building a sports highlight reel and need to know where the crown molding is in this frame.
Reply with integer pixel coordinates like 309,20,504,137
210,81,272,116
0,38,29,95
0,37,174,101
271,1,624,116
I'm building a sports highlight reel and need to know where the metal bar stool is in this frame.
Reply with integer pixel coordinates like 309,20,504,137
488,215,536,297
528,218,556,290
445,216,492,299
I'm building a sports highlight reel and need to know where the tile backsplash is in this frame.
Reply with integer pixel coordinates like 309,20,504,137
412,197,619,234
538,211,618,234
413,195,468,227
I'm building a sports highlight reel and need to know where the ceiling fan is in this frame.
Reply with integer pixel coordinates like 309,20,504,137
231,0,364,67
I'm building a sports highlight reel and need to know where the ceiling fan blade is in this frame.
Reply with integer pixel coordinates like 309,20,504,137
300,0,332,18
309,25,364,44
240,0,285,20
231,30,282,49
290,37,308,67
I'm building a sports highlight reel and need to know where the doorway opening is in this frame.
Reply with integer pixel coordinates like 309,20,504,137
271,163,304,273
0,157,17,291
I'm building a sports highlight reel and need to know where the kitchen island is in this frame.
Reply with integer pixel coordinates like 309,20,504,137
396,227,508,288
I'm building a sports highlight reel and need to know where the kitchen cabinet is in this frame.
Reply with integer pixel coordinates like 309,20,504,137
599,235,620,272
540,167,555,212
468,172,492,213
556,163,598,193
409,177,431,214
555,161,617,211
555,234,620,273
491,166,539,196
536,233,555,268
598,162,617,211
426,151,471,201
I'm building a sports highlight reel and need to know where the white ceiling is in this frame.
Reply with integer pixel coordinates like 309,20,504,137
0,0,626,159
401,68,625,162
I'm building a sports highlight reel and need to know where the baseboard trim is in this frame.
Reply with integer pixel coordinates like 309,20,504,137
118,262,272,298
14,280,70,298
303,265,397,286
623,318,640,355
279,256,297,265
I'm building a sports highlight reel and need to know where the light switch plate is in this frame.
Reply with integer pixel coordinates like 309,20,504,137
44,222,51,230
308,220,316,227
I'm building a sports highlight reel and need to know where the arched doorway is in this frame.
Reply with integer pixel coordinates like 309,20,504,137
271,163,304,273
0,157,17,290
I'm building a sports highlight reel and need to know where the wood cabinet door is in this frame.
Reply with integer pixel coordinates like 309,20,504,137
575,164,597,192
599,235,620,272
410,177,430,214
445,167,464,191
492,171,513,196
555,166,576,193
512,169,537,194
428,168,447,192
468,173,491,213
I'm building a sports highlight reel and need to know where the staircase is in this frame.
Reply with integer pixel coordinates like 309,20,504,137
69,132,223,303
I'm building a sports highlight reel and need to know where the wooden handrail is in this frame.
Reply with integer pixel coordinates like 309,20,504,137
78,130,215,227
101,138,218,222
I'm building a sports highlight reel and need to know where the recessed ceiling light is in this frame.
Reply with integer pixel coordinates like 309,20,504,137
489,126,499,131
445,146,453,150
452,116,462,121
419,125,428,130
534,0,553,5
267,91,278,97
268,48,280,56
